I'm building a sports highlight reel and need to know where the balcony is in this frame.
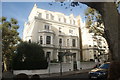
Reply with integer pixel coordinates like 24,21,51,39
40,44,55,48
38,30,55,34
55,45,80,50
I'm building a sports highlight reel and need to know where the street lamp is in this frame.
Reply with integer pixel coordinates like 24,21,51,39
46,53,50,76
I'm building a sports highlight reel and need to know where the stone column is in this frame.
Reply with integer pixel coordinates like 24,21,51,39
70,56,74,71
43,34,46,45
76,51,81,70
51,35,53,45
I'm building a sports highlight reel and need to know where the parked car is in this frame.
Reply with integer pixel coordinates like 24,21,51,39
88,62,110,80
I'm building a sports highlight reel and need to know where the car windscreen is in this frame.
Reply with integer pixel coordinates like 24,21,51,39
99,63,110,69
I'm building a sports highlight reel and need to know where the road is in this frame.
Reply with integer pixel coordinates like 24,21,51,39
42,72,90,80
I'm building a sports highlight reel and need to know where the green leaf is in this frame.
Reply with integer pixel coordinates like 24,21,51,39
11,18,18,24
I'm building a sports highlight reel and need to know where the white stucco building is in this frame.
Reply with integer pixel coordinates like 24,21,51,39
23,4,109,64
23,4,82,69
81,22,109,61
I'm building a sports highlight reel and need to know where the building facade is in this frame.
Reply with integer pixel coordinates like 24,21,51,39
23,4,109,64
81,23,109,62
23,4,81,68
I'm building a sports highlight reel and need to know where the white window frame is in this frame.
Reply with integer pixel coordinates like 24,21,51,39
69,29,73,34
38,13,42,18
67,39,69,46
46,36,51,44
72,39,76,47
46,13,49,19
44,24,50,30
39,36,43,44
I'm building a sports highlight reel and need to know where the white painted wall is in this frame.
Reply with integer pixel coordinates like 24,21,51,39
23,4,80,62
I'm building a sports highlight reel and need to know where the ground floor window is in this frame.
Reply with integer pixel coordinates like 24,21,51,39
58,52,63,62
46,52,51,61
72,39,76,47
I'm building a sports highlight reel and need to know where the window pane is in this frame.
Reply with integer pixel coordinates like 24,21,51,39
59,38,62,45
67,39,69,46
64,18,66,23
69,29,73,34
51,14,54,20
44,25,49,30
38,13,42,18
46,52,51,59
40,36,43,44
59,18,61,22
72,39,76,47
59,27,61,33
46,36,51,44
46,14,49,19
73,20,75,25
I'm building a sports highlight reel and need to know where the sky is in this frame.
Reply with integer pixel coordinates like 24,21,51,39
2,2,120,39
2,2,88,38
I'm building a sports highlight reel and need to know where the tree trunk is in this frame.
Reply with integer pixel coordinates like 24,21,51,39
102,3,120,80
82,2,120,61
82,2,120,80
102,3,120,61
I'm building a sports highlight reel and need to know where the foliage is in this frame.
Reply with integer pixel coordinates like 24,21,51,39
12,42,48,70
0,16,21,71
85,7,104,36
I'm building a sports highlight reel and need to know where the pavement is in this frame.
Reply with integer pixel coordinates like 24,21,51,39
2,62,95,79
39,69,91,78
2,69,92,79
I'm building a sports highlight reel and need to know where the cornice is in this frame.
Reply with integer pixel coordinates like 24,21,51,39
35,17,78,27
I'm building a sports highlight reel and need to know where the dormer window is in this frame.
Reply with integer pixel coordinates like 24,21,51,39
58,18,61,22
73,20,75,25
51,14,54,20
38,13,42,18
46,14,49,19
64,18,66,23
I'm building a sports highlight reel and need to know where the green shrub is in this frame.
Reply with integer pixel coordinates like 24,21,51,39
12,42,48,70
